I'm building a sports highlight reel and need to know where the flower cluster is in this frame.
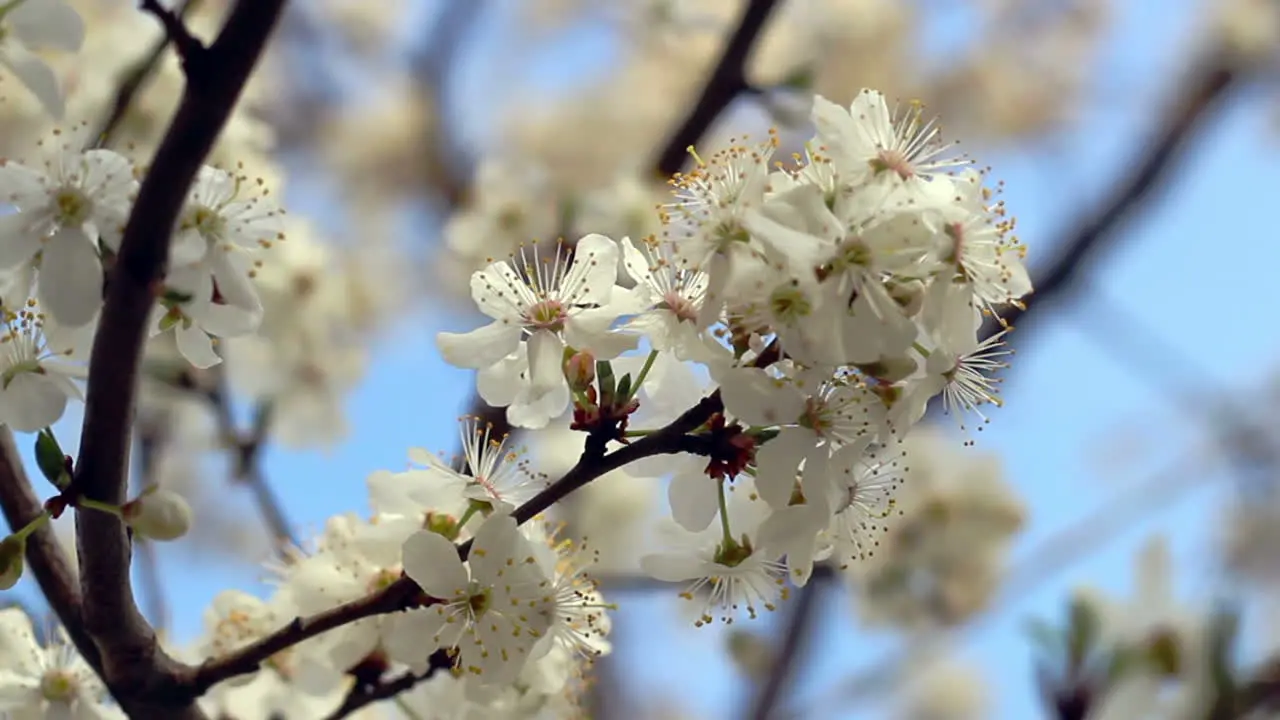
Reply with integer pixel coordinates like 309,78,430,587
0,128,284,431
440,89,1032,624
188,421,610,717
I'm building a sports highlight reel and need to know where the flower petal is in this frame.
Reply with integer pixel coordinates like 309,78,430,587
9,0,84,51
2,372,68,431
437,322,522,370
402,530,469,598
0,47,63,118
37,227,102,327
176,323,222,369
668,471,720,532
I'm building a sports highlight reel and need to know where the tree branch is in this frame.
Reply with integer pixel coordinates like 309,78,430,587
653,0,781,177
94,0,203,148
204,369,297,554
71,0,288,711
325,651,452,719
139,0,207,71
984,51,1237,339
176,390,725,695
746,574,823,720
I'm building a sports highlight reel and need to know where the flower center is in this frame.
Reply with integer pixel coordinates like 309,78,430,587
870,149,914,181
368,566,401,592
713,536,754,567
524,298,567,331
424,511,460,540
658,290,698,322
712,221,750,248
797,397,830,434
943,222,965,268
768,284,811,323
466,586,492,616
53,188,92,227
40,669,78,702
186,205,228,242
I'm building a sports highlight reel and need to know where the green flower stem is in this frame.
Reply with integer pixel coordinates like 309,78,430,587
78,498,123,517
629,350,660,399
10,510,50,542
717,478,733,546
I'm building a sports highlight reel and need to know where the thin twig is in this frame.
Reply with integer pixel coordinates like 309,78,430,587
747,578,823,720
94,0,203,148
176,390,725,695
985,53,1237,339
652,0,782,177
204,368,297,554
139,0,207,70
71,0,288,711
325,651,452,720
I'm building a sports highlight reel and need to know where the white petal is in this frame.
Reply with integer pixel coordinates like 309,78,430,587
620,236,655,286
9,0,84,51
564,306,638,359
476,351,526,407
668,471,720,532
468,513,520,581
175,323,221,369
437,322,523,370
471,613,528,685
0,607,42,676
383,608,448,673
210,251,261,314
471,262,533,322
755,428,809,509
37,227,101,327
0,213,42,268
559,233,618,306
169,229,206,266
402,530,468,598
0,48,63,118
524,329,564,393
506,384,568,430
640,552,705,583
719,368,805,426
2,372,68,431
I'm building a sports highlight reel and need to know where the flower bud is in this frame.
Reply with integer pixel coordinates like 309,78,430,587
122,488,193,541
0,535,24,590
564,350,596,392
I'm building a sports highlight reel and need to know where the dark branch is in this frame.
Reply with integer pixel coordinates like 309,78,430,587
325,651,452,719
178,389,725,695
139,0,208,72
653,0,782,177
205,369,298,553
746,575,823,720
71,0,288,711
984,54,1237,339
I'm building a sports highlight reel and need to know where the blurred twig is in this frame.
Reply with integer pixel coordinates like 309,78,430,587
747,576,823,720
93,0,203,148
984,50,1238,340
134,422,169,633
796,448,1216,716
202,369,297,555
653,0,782,177
324,650,451,720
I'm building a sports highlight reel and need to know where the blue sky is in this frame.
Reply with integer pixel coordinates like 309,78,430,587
7,1,1280,718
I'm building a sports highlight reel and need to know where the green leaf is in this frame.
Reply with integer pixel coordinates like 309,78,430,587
1067,596,1101,669
615,373,633,406
34,429,67,489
